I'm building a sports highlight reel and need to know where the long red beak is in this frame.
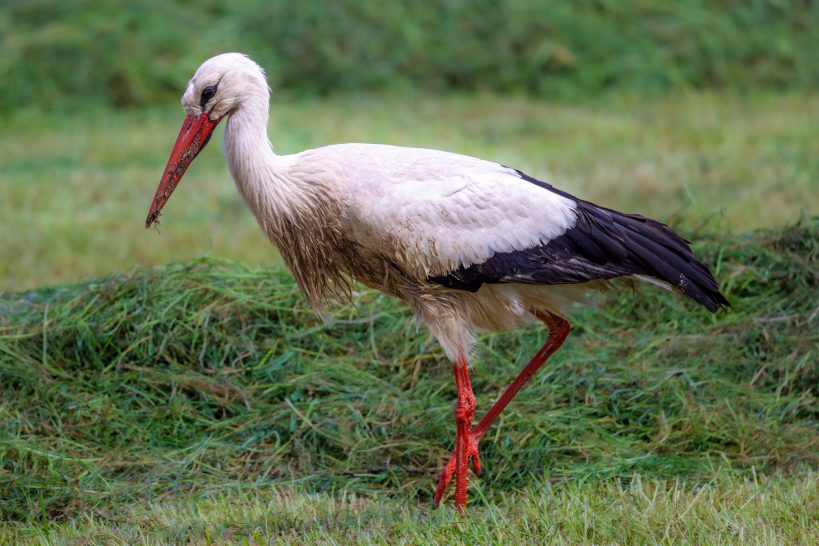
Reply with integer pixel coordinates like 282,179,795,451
145,113,221,228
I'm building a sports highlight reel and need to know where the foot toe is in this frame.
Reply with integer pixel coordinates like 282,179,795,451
433,433,483,505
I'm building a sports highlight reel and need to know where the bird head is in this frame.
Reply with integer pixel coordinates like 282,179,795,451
145,53,268,228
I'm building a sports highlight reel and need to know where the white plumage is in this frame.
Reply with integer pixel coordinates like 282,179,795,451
324,144,578,276
146,53,727,510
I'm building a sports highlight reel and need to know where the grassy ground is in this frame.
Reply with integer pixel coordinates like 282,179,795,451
1,216,816,543
2,91,818,290
7,477,817,544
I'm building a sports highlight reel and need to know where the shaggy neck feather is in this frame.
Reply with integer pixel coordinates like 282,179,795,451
221,95,349,312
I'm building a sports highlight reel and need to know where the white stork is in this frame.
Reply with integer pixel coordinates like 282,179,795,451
146,53,728,510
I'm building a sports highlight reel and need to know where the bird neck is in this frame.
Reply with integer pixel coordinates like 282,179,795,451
222,97,309,224
221,97,349,312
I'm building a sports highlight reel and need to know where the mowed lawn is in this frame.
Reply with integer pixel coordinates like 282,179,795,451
2,91,817,290
1,92,817,544
1,222,817,544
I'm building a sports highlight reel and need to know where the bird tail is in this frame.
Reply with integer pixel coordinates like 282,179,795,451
567,200,730,312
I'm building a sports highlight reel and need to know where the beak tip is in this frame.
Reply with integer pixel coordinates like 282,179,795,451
145,210,159,229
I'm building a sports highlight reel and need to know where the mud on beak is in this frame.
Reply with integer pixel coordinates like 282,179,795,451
145,113,221,228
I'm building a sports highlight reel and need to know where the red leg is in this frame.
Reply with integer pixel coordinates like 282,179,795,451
433,310,570,507
451,355,476,511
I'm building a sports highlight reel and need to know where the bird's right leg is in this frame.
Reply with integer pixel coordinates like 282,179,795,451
433,310,570,507
449,354,477,511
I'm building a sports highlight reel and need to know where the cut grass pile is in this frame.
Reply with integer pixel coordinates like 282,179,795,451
0,217,817,543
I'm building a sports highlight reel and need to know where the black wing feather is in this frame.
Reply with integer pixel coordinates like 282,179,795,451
429,171,729,313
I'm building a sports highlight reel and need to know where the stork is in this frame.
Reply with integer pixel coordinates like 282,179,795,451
145,53,728,511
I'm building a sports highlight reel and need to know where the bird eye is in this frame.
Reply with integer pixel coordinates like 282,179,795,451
199,83,218,109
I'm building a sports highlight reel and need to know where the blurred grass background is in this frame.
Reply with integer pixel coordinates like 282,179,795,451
1,1,818,543
3,0,818,111
2,0,818,289
3,92,817,289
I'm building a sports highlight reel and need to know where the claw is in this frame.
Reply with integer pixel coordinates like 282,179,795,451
432,431,482,506
471,439,482,475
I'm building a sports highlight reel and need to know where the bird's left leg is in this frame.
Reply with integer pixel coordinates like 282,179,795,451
449,354,477,511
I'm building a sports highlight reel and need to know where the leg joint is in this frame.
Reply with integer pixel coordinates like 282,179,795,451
534,309,571,340
455,390,476,424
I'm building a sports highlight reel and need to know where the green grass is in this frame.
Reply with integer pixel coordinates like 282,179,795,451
5,477,817,544
1,217,816,543
2,89,817,542
4,1,819,111
2,91,818,290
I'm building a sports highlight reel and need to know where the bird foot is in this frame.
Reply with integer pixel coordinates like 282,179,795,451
432,430,482,507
